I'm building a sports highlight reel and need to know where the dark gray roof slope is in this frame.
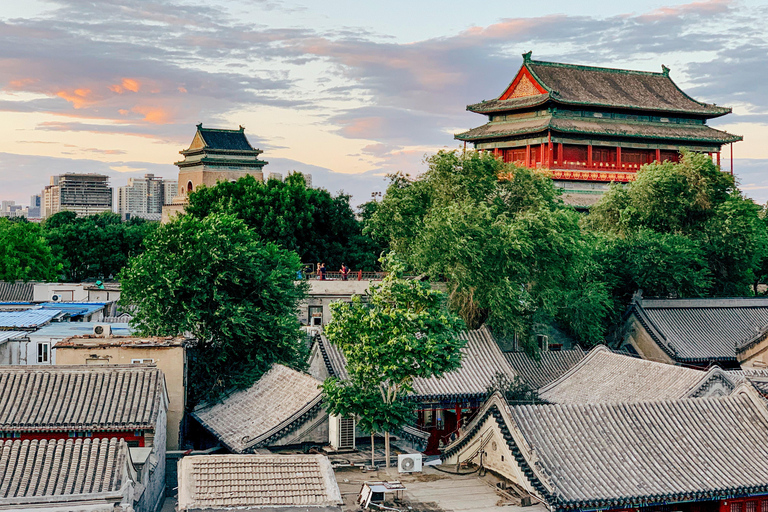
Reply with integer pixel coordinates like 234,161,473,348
0,365,166,432
198,125,255,151
0,438,129,502
629,297,768,363
316,327,517,400
445,387,768,510
0,281,34,302
192,364,323,453
526,59,729,116
510,389,768,509
728,367,768,397
504,347,585,390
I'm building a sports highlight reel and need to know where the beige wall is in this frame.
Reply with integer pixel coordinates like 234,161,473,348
55,345,186,450
739,338,768,368
443,413,532,493
622,314,676,364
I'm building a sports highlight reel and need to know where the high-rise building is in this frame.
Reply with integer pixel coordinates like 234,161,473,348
117,174,177,221
28,194,41,218
268,172,283,181
42,174,113,219
1,200,15,215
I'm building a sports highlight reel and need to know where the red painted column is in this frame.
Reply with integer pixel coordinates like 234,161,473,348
655,148,661,163
557,143,563,165
493,148,499,159
540,143,545,165
525,145,531,167
616,147,622,169
588,145,593,168
547,131,553,168
717,151,721,167
731,143,734,175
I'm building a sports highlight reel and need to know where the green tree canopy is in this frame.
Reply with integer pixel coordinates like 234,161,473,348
321,253,465,465
0,218,61,282
367,150,610,351
44,212,158,282
185,173,383,270
119,213,308,405
586,151,768,300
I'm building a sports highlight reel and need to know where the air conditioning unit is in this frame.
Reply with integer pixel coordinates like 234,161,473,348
51,294,61,302
93,325,112,338
398,453,422,473
329,415,355,450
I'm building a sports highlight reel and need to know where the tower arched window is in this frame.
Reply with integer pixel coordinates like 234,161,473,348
187,181,194,193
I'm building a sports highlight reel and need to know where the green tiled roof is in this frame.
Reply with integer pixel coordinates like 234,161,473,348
455,115,742,144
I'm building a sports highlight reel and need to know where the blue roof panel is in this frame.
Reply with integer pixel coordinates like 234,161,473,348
0,309,62,328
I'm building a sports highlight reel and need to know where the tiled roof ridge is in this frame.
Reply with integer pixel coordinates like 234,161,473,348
536,344,613,396
528,58,667,78
638,296,768,308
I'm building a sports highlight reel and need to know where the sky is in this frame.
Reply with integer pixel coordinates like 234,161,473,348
0,0,766,207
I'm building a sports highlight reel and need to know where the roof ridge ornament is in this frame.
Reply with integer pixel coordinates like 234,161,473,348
196,123,203,129
662,65,670,77
522,51,532,62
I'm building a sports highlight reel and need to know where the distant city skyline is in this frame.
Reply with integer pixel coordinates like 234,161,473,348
0,0,766,206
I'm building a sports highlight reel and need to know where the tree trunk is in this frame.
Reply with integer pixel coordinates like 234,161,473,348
371,433,375,467
385,431,390,469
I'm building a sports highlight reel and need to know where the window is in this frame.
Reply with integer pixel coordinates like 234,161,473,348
309,306,323,326
37,343,49,364
131,358,154,364
732,503,743,512
746,502,757,512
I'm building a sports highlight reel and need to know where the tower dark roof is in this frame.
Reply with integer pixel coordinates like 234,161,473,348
468,53,731,117
195,124,256,151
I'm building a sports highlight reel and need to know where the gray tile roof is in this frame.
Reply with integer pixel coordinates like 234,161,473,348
191,364,323,453
315,326,517,401
510,388,768,509
0,309,62,329
0,437,128,502
444,386,768,510
504,347,585,390
0,365,166,432
177,454,342,511
412,326,517,400
629,297,768,363
0,281,34,302
538,345,709,403
728,367,768,397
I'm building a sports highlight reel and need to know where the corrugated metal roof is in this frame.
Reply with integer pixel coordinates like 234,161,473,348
0,309,62,329
632,297,768,362
28,322,133,338
39,302,109,317
504,347,586,390
0,365,165,432
0,331,26,343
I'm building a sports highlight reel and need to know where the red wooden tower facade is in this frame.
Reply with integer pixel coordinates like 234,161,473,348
456,52,742,207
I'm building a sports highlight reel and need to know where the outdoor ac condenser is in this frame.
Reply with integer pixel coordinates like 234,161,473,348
329,414,355,450
93,324,112,337
398,453,423,473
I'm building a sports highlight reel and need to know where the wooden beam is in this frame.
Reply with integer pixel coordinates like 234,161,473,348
588,145,593,168
547,131,553,168
616,147,622,169
655,148,661,163
717,151,721,167
525,144,531,167
558,142,563,165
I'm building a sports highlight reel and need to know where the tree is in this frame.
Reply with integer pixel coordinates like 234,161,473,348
119,213,308,405
43,212,158,281
368,150,610,351
321,253,465,467
585,151,768,299
0,218,61,281
185,173,381,270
